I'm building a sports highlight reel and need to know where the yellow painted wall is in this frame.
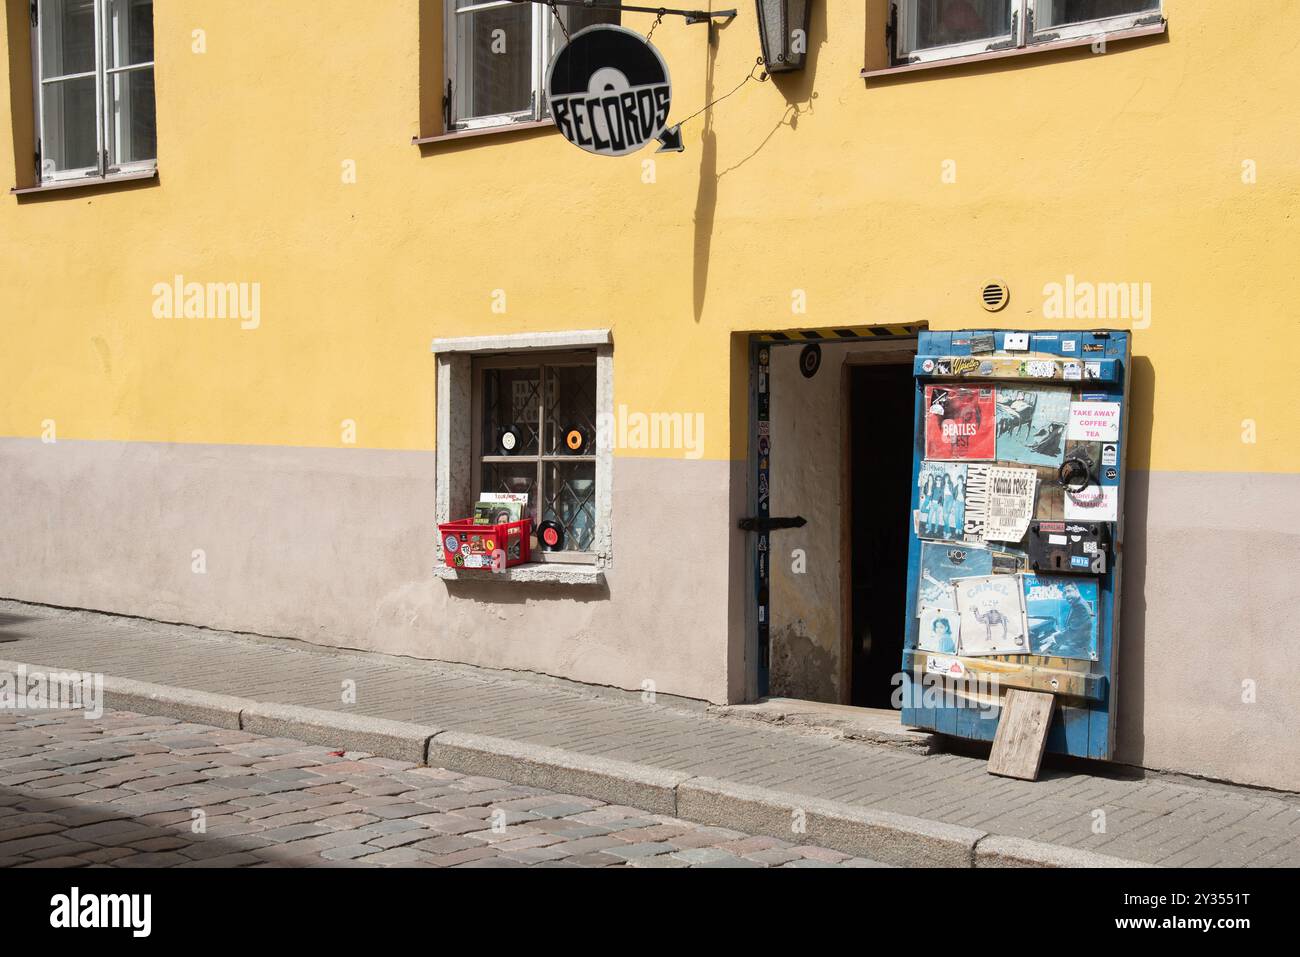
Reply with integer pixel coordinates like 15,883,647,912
1,0,1296,473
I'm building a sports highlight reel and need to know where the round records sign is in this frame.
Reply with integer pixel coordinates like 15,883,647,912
545,25,672,157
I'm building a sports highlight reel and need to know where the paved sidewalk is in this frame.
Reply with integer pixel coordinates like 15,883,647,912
1,709,875,868
2,600,1298,866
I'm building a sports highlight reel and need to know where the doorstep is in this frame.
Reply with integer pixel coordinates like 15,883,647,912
710,699,938,755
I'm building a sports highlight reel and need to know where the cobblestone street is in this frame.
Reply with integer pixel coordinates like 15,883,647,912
4,601,1300,867
0,709,881,868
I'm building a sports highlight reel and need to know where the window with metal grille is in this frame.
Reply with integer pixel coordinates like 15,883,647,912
32,0,156,184
473,352,599,559
443,0,619,132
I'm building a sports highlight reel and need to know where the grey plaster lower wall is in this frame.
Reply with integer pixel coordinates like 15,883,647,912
0,437,1297,790
1115,469,1300,790
0,437,738,705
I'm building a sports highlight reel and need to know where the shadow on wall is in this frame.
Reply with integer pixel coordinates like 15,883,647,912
692,5,826,322
1115,354,1154,766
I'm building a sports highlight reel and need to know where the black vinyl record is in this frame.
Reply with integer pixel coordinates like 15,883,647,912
563,426,588,454
537,521,566,552
499,425,521,455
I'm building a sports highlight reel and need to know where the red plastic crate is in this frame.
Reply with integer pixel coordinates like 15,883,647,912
438,518,532,571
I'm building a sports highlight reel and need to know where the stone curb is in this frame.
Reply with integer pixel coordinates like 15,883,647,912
973,835,1157,868
427,730,688,817
0,658,1160,867
241,702,436,766
677,776,984,867
0,662,436,763
102,676,251,731
0,660,247,732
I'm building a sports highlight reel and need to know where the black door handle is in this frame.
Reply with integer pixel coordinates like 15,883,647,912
738,516,807,533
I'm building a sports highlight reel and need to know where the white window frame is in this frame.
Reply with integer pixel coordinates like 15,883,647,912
31,0,157,185
892,0,1163,66
894,0,1021,64
443,0,550,132
1026,0,1163,44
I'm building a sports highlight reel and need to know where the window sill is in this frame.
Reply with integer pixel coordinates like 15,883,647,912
861,21,1166,80
412,119,554,148
434,563,605,586
10,169,157,196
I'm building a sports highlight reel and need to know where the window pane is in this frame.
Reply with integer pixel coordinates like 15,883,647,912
107,0,154,69
41,75,98,173
563,5,619,33
481,462,539,526
40,0,97,78
482,367,541,457
909,0,1012,50
543,461,596,553
549,3,621,59
544,365,597,455
1039,0,1159,29
107,67,156,165
453,1,534,121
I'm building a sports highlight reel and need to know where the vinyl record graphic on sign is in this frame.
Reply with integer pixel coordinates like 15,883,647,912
545,25,672,157
537,520,566,552
499,426,521,455
799,343,822,379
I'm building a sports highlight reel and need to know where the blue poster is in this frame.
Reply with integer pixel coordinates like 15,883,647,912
918,607,961,654
995,386,1072,468
917,462,966,542
1024,574,1099,661
918,541,994,612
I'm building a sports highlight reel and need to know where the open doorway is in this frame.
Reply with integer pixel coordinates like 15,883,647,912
847,363,917,709
761,334,919,708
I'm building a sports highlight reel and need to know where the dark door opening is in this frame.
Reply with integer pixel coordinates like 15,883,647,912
849,364,917,709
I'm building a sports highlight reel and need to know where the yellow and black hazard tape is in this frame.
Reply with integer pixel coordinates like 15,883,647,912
755,323,924,343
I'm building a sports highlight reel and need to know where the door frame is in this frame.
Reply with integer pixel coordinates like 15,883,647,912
745,325,926,702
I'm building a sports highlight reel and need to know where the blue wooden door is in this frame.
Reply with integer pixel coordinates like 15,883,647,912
900,330,1130,760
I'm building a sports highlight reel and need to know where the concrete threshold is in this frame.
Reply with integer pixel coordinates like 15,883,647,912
0,658,1152,868
710,698,939,754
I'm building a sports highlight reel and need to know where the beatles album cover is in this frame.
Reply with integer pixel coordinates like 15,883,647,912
924,385,996,461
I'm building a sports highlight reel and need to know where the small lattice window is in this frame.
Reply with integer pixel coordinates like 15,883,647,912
474,353,598,556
